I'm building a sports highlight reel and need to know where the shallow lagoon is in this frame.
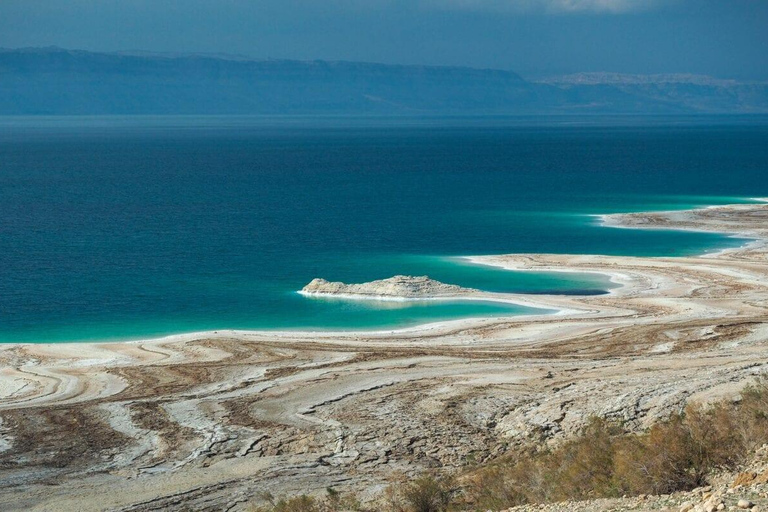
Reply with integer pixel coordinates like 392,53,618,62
0,116,764,342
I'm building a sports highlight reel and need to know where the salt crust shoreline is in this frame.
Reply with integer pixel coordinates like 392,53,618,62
7,199,762,347
5,199,768,511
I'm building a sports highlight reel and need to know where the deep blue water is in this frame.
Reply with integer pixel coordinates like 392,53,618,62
1,116,767,342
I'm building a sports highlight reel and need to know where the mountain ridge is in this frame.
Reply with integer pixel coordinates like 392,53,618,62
1,47,766,115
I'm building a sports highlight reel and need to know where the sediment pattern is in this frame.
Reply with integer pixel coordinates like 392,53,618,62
2,202,768,511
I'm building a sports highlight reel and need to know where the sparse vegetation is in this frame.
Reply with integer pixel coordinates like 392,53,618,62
250,378,768,511
465,377,768,509
385,475,455,512
250,487,362,512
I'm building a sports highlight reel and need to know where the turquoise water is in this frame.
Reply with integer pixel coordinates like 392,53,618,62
0,116,766,343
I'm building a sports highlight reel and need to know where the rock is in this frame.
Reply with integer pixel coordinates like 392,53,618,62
704,502,722,512
679,503,694,512
734,473,759,487
737,499,754,509
299,275,476,299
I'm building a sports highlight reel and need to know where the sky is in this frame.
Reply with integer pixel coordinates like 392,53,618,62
1,0,767,80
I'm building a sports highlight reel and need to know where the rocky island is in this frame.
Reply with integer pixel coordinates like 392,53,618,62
299,275,476,299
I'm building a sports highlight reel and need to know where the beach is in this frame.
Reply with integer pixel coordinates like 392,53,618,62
2,200,768,510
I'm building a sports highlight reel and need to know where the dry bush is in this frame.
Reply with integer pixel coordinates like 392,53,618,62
252,494,319,512
252,379,768,511
464,377,768,509
324,486,362,511
733,378,768,450
612,413,706,494
545,418,622,500
251,488,362,512
463,464,528,510
385,475,455,512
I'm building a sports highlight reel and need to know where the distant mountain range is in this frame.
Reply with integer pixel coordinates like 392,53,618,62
1,47,767,115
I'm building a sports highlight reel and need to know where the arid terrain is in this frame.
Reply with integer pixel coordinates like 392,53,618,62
2,201,768,511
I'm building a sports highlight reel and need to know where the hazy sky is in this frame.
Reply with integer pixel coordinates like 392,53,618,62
1,0,767,79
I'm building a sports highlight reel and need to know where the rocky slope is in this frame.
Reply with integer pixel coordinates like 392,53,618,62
503,450,768,511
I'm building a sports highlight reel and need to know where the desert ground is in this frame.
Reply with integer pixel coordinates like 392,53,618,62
2,201,768,511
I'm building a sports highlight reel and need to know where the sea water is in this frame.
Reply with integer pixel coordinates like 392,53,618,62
1,115,766,342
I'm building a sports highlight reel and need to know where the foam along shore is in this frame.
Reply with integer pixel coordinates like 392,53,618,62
3,200,768,511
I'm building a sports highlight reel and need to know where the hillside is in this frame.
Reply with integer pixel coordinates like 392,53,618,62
2,47,767,115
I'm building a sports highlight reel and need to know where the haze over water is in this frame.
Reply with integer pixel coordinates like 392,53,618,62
1,115,766,343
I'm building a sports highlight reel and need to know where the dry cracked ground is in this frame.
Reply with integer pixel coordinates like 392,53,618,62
2,202,768,511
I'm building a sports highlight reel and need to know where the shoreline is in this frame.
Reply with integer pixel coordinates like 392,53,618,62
3,199,763,347
2,198,765,354
4,199,768,510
